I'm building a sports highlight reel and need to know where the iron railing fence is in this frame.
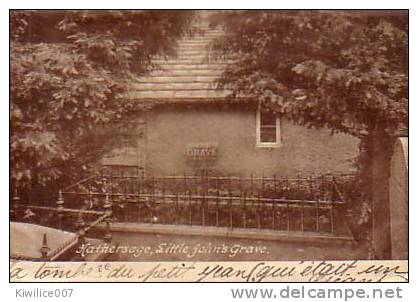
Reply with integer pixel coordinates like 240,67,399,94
59,170,354,236
10,191,112,261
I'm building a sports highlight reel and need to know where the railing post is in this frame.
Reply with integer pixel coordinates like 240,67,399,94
76,211,86,231
162,174,166,205
150,173,155,223
77,229,87,261
229,190,233,230
78,228,87,245
40,233,50,261
315,182,320,233
183,172,187,194
257,192,261,229
286,202,290,232
273,174,277,196
56,190,64,230
11,189,20,221
272,197,276,230
215,187,219,227
103,194,112,243
250,173,254,195
202,184,206,226
331,175,338,201
188,190,192,226
242,192,247,228
175,192,179,224
309,174,314,200
329,175,337,234
239,174,243,194
200,169,204,196
137,171,142,223
301,201,304,232
326,171,332,201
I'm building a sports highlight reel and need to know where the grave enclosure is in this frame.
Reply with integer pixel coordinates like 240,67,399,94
12,170,356,257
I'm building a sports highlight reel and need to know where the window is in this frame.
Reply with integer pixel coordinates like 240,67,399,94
256,108,281,148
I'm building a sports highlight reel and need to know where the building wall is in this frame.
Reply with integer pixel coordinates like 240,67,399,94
143,104,359,176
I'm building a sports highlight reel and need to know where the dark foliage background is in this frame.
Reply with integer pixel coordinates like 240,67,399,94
208,10,408,241
11,10,196,200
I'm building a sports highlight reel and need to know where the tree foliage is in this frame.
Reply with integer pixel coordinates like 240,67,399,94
209,10,408,241
210,10,407,138
11,10,195,193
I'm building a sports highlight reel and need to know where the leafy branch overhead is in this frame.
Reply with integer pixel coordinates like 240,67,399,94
209,11,408,138
11,10,196,189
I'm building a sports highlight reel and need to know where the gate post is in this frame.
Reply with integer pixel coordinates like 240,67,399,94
56,190,64,230
40,233,50,261
103,194,113,243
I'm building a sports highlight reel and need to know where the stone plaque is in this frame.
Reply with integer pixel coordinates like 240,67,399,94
185,142,218,160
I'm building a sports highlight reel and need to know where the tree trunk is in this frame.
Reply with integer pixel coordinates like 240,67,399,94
371,127,393,259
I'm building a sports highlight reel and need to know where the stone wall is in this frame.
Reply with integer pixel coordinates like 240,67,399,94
142,104,359,177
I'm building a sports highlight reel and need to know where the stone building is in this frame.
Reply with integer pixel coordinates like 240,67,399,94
103,13,359,177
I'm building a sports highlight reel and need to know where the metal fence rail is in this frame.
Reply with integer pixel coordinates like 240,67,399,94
58,170,352,236
10,191,112,261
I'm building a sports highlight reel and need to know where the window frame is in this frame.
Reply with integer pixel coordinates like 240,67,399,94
255,107,281,148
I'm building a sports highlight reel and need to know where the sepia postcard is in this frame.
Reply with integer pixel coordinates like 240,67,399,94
9,9,408,282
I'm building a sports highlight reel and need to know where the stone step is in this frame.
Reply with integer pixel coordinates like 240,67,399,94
97,222,356,244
